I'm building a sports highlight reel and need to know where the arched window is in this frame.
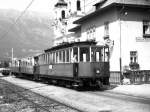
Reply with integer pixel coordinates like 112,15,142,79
61,10,65,19
77,0,81,11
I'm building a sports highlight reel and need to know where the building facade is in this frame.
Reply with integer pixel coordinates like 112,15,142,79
72,0,150,72
53,0,86,45
53,0,150,72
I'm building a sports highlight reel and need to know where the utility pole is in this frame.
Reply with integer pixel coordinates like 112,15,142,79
119,17,122,84
119,5,125,84
84,0,85,13
11,48,13,67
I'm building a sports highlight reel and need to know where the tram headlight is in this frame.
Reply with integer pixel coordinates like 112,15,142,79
96,69,100,74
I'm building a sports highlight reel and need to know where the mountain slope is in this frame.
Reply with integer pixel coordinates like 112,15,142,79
0,9,54,58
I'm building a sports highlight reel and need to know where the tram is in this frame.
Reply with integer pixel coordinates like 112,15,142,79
33,41,110,87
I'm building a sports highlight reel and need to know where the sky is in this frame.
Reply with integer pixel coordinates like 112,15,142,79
0,0,57,58
0,0,56,14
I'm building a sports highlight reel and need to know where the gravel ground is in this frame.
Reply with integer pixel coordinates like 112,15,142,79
1,76,150,112
0,78,81,112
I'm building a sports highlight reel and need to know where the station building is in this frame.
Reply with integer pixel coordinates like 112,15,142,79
53,0,150,76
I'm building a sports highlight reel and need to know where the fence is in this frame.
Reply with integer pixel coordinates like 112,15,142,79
109,71,121,84
109,70,150,85
129,70,150,84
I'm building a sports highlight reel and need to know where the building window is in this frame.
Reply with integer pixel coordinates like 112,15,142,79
104,21,109,39
86,26,96,40
143,20,150,38
130,51,137,63
129,51,139,70
77,0,81,11
61,10,65,19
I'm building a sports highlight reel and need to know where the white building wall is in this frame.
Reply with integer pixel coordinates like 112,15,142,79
79,7,150,71
80,8,121,71
121,20,150,70
109,21,120,71
120,7,150,70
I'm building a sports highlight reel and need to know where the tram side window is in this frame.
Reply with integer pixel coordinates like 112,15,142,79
41,55,43,65
46,54,47,64
38,55,41,65
66,49,69,62
44,54,47,64
80,47,90,62
45,54,46,64
50,53,52,63
40,55,42,65
58,51,62,63
49,53,51,64
52,52,55,63
47,53,49,64
56,52,59,63
43,54,45,64
48,53,50,64
73,47,78,62
42,54,44,65
63,50,65,62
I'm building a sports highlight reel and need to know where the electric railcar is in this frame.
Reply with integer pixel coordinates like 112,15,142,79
12,41,110,87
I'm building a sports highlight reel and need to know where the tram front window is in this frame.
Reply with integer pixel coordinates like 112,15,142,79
80,47,90,62
104,47,109,62
91,47,102,62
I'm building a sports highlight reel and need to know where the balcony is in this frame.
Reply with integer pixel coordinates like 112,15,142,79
129,62,140,70
103,35,109,40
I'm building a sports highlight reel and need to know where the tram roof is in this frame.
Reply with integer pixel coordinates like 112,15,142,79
44,41,97,52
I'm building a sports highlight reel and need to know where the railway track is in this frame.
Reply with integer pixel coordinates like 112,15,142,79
0,79,83,112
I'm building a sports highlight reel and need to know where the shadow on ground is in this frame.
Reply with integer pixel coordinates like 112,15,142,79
76,85,118,91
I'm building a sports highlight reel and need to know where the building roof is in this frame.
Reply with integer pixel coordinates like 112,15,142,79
74,0,150,24
96,0,150,9
68,25,81,32
55,0,67,7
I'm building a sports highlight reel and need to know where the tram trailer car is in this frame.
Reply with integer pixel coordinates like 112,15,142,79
34,41,110,87
11,57,35,79
11,58,20,76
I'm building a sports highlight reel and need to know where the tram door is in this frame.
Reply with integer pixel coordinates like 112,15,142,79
18,60,21,72
72,47,78,79
73,63,78,79
33,56,40,80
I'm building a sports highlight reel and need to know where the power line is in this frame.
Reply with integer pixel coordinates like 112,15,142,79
81,0,99,10
0,0,35,41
